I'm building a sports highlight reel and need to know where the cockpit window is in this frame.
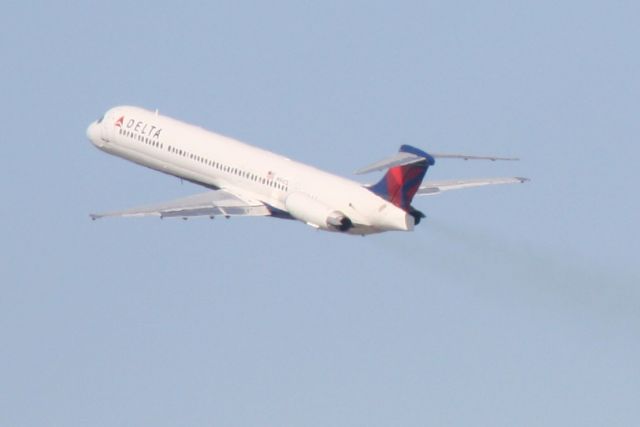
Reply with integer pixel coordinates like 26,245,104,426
97,115,104,124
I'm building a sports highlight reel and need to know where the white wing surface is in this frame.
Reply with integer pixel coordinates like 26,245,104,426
417,177,529,195
90,189,271,220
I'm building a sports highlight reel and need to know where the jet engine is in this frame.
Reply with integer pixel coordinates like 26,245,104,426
285,192,353,232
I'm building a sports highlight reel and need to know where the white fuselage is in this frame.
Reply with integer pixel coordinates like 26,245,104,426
87,106,414,234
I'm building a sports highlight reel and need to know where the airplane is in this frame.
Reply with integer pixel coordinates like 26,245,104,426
87,106,528,235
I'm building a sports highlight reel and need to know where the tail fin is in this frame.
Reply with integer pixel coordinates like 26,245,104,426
368,145,434,210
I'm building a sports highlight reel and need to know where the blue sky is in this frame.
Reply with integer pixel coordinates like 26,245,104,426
2,1,639,426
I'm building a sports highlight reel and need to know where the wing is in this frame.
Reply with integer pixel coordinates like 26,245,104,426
90,189,271,220
417,177,529,195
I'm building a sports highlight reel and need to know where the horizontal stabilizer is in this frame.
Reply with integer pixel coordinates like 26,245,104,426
355,151,427,175
357,149,518,175
417,177,529,195
430,153,519,161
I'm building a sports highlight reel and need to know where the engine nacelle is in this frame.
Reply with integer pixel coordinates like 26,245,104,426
285,192,353,232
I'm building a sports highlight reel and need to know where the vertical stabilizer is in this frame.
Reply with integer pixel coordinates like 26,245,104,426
369,145,434,210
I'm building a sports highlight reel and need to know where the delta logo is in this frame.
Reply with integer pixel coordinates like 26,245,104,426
115,115,162,138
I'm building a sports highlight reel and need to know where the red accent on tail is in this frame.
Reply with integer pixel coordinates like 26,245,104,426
368,145,433,210
371,162,429,210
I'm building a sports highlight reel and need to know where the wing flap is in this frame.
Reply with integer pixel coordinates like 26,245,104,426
90,190,271,220
417,177,529,195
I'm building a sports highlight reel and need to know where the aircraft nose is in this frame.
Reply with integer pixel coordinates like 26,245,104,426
86,122,101,146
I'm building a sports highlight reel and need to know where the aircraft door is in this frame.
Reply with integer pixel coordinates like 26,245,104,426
100,113,112,143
